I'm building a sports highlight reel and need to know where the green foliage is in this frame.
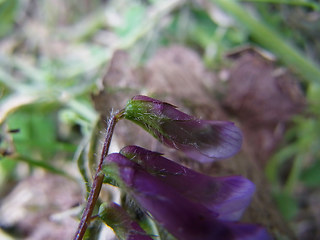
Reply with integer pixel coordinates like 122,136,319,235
212,0,320,84
273,191,299,221
99,203,129,240
0,106,77,182
0,0,19,38
7,107,75,159
0,157,16,186
241,0,320,10
300,159,320,187
115,4,146,38
266,84,320,221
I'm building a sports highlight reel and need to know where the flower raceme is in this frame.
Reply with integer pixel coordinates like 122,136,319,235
102,146,272,240
123,95,243,163
74,95,266,240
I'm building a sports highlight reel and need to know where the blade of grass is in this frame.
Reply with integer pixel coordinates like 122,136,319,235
211,0,320,84
4,155,77,181
66,99,98,123
265,144,297,185
240,0,319,10
0,67,22,90
284,155,304,193
74,117,100,195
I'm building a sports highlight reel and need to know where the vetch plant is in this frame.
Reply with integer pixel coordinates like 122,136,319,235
73,95,272,240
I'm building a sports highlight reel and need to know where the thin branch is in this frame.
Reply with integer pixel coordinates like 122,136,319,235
73,110,124,240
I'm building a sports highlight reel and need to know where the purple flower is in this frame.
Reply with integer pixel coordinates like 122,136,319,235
123,95,242,162
99,202,153,240
102,147,272,240
120,145,255,221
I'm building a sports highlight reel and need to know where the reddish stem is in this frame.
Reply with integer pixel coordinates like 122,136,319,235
73,111,123,240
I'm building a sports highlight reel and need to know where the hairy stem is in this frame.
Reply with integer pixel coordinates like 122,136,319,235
73,110,123,240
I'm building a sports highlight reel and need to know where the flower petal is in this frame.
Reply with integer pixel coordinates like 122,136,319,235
161,119,243,162
103,153,272,240
124,95,242,162
120,145,255,221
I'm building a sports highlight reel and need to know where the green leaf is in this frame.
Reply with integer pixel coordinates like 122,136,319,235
115,4,146,38
273,191,298,221
189,9,218,47
102,163,122,187
0,0,19,38
0,157,16,186
300,159,320,187
99,203,155,240
7,107,75,160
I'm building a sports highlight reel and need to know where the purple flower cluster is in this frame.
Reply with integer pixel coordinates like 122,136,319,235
98,95,272,240
102,146,271,240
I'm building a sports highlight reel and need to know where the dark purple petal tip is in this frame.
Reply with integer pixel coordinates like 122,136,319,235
131,95,164,103
124,95,243,162
163,120,243,162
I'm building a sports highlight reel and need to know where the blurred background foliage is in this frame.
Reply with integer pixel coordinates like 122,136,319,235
0,0,320,239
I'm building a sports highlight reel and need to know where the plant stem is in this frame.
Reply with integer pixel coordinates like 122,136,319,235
73,110,123,240
284,155,303,194
5,155,77,181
